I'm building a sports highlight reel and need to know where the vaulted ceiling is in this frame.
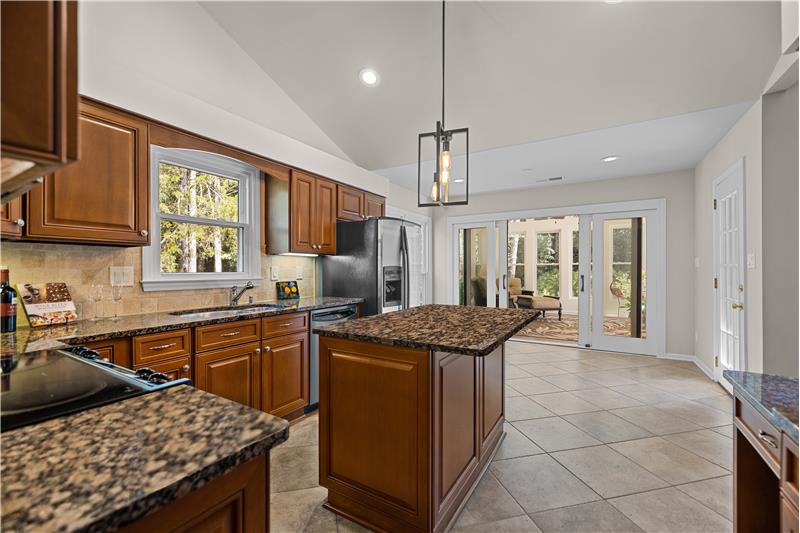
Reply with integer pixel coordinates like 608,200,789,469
202,1,779,188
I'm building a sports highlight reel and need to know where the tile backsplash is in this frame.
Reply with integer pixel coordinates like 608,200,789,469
1,242,315,320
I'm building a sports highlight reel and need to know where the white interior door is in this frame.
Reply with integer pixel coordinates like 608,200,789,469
713,160,746,381
589,210,660,355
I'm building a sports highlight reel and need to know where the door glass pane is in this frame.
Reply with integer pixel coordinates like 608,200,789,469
536,232,560,297
602,218,646,338
458,227,488,306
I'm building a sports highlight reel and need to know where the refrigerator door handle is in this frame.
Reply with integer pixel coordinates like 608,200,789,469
401,225,410,310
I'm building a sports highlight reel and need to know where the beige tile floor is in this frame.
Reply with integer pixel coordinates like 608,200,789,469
270,340,734,532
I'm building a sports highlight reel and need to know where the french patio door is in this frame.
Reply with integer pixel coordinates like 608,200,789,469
582,210,660,355
453,221,507,308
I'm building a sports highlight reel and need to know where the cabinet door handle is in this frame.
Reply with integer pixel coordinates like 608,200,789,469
13,219,24,227
255,348,261,354
149,342,177,350
220,331,241,337
181,364,190,372
264,345,271,352
139,229,149,237
758,430,778,448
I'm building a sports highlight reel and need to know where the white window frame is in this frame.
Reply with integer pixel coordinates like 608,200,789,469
141,146,261,292
534,229,561,297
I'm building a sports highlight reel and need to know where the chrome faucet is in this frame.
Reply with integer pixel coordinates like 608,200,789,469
230,281,254,306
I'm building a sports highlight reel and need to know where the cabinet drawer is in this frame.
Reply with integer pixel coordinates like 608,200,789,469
262,312,308,338
133,329,191,366
85,338,132,369
736,397,782,472
195,318,260,352
135,356,192,383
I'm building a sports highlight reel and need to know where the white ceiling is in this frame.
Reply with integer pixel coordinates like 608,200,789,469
375,100,752,193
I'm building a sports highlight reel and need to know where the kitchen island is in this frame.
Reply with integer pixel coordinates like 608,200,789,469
314,304,539,532
1,384,289,532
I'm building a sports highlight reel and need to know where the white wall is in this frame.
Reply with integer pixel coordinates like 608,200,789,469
761,82,798,377
432,170,696,356
78,1,390,196
694,101,763,373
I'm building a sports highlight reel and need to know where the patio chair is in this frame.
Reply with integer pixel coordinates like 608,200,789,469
508,277,562,320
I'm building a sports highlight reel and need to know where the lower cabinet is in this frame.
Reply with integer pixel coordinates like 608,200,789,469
195,342,262,409
262,331,309,417
120,454,268,533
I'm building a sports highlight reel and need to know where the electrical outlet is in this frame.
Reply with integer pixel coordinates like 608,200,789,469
110,266,134,287
270,266,279,281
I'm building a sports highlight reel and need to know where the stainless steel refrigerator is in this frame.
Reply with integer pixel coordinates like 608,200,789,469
319,217,425,316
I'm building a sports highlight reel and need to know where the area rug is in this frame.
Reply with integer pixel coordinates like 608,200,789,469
515,314,646,342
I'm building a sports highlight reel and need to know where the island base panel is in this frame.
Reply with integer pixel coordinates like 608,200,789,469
120,453,268,533
319,337,505,532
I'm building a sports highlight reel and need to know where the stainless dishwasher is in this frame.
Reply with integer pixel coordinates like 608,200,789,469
307,304,357,412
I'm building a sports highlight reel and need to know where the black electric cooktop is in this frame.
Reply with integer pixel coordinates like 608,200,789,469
1,347,189,432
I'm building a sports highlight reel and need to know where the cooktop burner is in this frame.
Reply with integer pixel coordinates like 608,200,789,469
1,346,190,432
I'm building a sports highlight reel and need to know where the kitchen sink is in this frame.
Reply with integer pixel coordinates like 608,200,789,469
170,304,285,320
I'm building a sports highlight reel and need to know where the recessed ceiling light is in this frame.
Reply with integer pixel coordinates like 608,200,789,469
604,0,624,4
601,155,620,163
359,68,380,87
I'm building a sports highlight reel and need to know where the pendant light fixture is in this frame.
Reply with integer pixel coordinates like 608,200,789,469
417,0,469,207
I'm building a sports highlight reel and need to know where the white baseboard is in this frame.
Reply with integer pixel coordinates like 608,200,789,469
663,352,715,381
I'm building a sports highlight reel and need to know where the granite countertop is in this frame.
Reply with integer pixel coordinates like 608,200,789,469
1,296,363,356
723,370,799,442
1,385,289,533
313,304,540,356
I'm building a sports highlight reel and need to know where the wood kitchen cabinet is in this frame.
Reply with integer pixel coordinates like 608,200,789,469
25,99,150,245
365,192,386,218
0,197,24,238
337,184,385,221
290,170,336,254
195,342,262,409
262,331,309,418
1,0,79,202
266,169,336,254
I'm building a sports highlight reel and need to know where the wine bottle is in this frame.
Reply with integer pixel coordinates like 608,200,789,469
1,267,17,333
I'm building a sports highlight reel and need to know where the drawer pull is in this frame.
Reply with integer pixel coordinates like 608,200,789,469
220,331,241,337
280,323,293,327
759,430,778,448
149,342,177,351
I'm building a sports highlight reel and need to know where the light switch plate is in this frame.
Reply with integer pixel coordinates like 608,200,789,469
747,253,756,269
110,266,134,287
296,271,303,280
694,257,700,268
270,266,279,281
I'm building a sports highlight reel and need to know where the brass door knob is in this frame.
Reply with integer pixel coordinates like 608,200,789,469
732,303,744,310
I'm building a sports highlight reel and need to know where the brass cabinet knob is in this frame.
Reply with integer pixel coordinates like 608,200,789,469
139,229,149,237
181,364,190,372
255,348,261,354
264,345,271,352
13,219,24,227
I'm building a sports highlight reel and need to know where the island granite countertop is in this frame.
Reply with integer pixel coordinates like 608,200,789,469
1,384,289,533
723,370,799,442
1,296,363,356
313,304,540,356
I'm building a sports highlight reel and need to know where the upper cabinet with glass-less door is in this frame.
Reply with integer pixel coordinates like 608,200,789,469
24,100,150,245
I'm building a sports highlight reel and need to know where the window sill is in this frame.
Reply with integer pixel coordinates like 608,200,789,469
141,277,262,292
